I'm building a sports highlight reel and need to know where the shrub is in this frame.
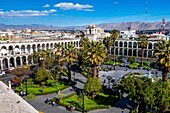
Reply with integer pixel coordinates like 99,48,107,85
144,61,150,66
84,78,102,97
46,80,55,87
129,64,134,69
23,94,36,100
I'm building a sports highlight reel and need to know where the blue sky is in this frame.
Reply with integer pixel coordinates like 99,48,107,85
0,0,170,26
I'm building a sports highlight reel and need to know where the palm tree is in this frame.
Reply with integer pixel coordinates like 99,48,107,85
61,44,77,82
153,40,170,81
138,35,149,66
54,44,63,71
38,51,47,69
79,37,90,48
103,36,113,57
110,30,119,68
84,41,107,78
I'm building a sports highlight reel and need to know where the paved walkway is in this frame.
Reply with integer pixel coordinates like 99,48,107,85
27,71,87,113
27,67,150,113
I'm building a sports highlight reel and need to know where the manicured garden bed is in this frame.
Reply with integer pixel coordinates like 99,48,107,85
58,92,118,112
14,81,69,95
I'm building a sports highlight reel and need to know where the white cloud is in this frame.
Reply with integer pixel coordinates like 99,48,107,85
0,9,57,17
114,2,118,4
54,2,94,11
43,4,50,8
49,9,57,13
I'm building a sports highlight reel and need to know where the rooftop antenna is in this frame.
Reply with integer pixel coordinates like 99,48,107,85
143,0,148,33
145,0,148,21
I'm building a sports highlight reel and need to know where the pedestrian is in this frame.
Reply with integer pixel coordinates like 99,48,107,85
103,79,106,83
122,111,124,113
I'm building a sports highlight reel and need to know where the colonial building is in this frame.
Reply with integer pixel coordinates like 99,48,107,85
0,38,80,70
85,24,110,41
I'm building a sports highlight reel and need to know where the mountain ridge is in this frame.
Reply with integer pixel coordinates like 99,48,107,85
0,21,170,30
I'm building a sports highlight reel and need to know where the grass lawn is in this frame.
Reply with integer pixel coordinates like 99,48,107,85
60,92,118,112
14,82,69,95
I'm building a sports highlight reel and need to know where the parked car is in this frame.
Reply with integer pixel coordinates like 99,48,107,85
0,71,5,76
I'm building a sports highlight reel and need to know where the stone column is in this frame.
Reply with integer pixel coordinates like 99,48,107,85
0,59,3,70
20,56,23,66
14,57,16,67
26,56,28,65
7,58,10,69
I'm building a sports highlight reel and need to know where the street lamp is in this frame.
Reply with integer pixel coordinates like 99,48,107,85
107,76,112,89
39,57,45,69
24,75,29,96
78,89,85,113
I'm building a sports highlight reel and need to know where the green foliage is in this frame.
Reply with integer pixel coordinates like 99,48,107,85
144,61,150,66
11,68,32,77
127,57,136,64
35,68,50,82
23,94,36,100
84,78,102,97
120,75,170,112
46,80,55,87
129,64,134,69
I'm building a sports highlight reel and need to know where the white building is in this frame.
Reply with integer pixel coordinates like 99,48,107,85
85,24,111,41
0,38,80,70
120,28,136,39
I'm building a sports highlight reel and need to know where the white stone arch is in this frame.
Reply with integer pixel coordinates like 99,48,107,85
2,58,8,69
124,42,127,47
50,43,53,49
14,45,20,54
129,42,132,48
9,57,15,67
124,49,127,56
128,49,132,56
37,44,41,51
74,41,76,47
1,46,7,49
133,42,137,48
148,50,152,58
21,45,26,53
154,43,157,49
27,45,31,53
46,43,49,50
76,41,79,47
22,56,26,65
119,48,123,55
119,41,123,47
42,43,46,50
148,43,153,49
32,44,36,52
16,56,21,66
133,49,137,56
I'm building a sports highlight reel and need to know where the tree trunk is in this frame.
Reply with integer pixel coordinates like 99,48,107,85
41,60,45,69
141,48,144,66
67,64,72,82
93,65,97,78
162,68,168,81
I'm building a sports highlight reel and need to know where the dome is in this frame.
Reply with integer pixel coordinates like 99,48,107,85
1,49,7,54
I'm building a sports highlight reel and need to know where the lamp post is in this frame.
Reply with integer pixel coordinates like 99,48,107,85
107,76,112,89
81,90,85,113
25,75,29,96
39,57,45,69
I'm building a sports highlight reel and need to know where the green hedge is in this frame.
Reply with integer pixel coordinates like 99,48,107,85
85,105,110,112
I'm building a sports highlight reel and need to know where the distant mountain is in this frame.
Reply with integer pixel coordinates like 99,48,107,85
0,21,170,30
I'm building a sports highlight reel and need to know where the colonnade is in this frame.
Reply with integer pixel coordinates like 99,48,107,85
0,39,80,70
